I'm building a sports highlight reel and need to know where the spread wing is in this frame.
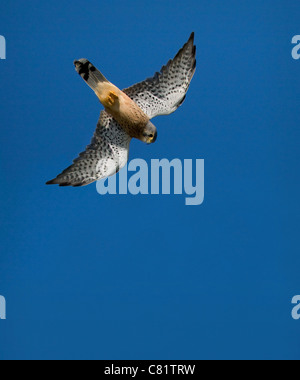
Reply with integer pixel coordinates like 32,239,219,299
123,32,196,119
46,111,131,187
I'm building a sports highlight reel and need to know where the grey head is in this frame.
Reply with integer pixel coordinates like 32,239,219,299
140,121,158,144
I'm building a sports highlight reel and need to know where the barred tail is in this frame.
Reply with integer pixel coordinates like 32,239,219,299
74,59,109,91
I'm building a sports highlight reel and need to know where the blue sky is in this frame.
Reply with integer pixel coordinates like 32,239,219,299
0,0,300,359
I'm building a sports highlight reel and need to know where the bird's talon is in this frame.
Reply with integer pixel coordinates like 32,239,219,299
106,91,118,106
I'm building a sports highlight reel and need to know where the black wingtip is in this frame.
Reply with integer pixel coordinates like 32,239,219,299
46,179,56,185
190,32,195,42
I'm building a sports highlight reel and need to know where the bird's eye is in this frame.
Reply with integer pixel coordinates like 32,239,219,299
149,134,154,138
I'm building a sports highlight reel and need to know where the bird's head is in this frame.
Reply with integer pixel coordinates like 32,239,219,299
140,121,158,144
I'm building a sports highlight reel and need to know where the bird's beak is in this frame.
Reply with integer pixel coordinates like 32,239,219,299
147,130,157,144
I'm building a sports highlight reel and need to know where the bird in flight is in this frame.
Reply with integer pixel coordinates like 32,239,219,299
47,33,196,187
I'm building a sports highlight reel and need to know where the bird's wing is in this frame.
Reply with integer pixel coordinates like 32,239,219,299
46,111,131,187
123,33,196,119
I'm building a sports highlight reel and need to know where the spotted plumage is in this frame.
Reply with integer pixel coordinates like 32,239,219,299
47,33,196,187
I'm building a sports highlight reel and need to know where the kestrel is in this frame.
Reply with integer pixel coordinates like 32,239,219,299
46,33,196,187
